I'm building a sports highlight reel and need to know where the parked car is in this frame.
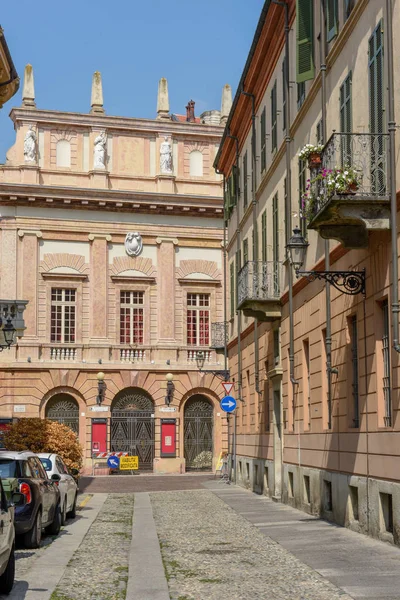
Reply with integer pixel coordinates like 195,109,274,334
0,451,61,549
37,454,79,525
0,478,25,594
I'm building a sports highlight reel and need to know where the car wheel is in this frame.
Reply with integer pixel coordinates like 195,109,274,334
61,498,67,526
0,545,15,595
46,503,61,537
23,510,42,549
67,493,77,519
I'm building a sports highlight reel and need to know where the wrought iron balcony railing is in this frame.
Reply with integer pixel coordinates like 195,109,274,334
210,322,228,349
238,261,281,308
307,132,389,220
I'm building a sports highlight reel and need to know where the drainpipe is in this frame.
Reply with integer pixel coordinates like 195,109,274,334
386,0,400,353
241,90,262,395
227,133,241,484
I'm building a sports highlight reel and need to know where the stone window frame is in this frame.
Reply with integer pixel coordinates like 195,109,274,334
45,278,83,344
114,281,152,346
181,284,217,348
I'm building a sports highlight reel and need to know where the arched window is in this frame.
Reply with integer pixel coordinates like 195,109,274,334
56,139,71,168
190,150,203,176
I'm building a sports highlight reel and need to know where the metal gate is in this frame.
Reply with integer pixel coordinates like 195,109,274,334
111,390,155,471
184,396,213,471
46,395,79,435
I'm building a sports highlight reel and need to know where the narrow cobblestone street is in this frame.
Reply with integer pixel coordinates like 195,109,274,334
5,478,400,600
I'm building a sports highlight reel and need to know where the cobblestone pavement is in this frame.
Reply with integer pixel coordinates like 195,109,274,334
151,490,354,600
14,493,92,580
50,494,134,600
79,474,214,493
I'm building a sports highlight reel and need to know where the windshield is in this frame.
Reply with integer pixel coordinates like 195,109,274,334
0,459,18,478
39,458,52,472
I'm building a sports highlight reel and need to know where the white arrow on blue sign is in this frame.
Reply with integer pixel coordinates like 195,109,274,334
107,455,120,469
220,395,237,413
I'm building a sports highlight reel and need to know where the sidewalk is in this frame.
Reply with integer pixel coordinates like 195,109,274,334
205,481,400,600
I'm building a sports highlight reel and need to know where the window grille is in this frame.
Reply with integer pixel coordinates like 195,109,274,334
187,293,210,346
350,315,359,427
382,300,392,426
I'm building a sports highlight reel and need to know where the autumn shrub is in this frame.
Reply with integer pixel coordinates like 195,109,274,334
4,418,83,472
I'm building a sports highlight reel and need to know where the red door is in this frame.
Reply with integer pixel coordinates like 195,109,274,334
91,419,107,454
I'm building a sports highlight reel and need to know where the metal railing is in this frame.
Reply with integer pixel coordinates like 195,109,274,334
210,322,228,349
308,132,389,219
238,261,281,307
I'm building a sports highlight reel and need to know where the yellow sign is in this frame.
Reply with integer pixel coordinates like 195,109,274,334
215,451,227,472
120,456,139,470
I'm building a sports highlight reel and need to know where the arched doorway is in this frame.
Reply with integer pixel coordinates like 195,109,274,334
111,388,155,471
46,394,79,435
184,395,213,471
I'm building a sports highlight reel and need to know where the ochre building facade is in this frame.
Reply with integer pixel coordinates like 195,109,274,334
0,68,231,473
216,0,400,546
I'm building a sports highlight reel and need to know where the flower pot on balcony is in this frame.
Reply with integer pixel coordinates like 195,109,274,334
308,153,322,169
338,182,359,195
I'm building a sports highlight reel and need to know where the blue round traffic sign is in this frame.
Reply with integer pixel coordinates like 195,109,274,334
220,395,237,413
107,455,120,469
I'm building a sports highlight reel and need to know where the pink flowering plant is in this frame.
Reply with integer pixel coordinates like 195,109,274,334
302,166,361,221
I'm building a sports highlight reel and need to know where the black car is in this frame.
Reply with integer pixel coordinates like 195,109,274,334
0,451,61,548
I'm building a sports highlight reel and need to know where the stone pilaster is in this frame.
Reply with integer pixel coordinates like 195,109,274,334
156,237,178,344
17,230,42,338
89,234,111,350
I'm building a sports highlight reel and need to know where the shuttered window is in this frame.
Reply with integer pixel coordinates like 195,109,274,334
369,21,384,135
271,81,277,153
340,72,352,165
296,0,314,83
261,211,267,262
243,151,248,208
299,159,307,237
282,58,287,130
344,0,355,20
243,238,249,266
260,108,266,172
272,193,279,294
326,0,338,43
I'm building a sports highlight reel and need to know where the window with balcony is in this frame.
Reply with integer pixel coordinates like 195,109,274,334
298,159,307,237
272,192,279,294
187,293,210,346
120,291,144,344
261,210,267,262
51,289,76,343
260,108,266,172
243,238,249,266
340,72,352,163
230,261,235,318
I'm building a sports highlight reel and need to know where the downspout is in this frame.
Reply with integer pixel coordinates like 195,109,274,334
227,133,241,484
242,90,262,396
386,0,400,353
319,0,334,430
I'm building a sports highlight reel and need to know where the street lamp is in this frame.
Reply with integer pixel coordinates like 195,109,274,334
195,351,230,381
0,318,16,349
287,227,365,296
96,372,106,405
165,373,174,406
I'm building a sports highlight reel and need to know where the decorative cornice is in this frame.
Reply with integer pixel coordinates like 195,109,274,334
41,272,88,280
178,278,221,286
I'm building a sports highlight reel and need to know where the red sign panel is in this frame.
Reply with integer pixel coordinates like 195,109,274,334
92,420,107,454
161,419,176,457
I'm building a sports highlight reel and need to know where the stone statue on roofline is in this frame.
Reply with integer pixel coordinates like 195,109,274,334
94,131,107,169
160,136,173,174
24,125,37,163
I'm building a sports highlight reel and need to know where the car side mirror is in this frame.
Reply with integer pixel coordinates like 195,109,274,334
70,468,79,477
51,473,61,482
10,492,25,506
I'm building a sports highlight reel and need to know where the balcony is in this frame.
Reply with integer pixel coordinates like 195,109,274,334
210,322,228,350
238,261,281,322
307,133,390,248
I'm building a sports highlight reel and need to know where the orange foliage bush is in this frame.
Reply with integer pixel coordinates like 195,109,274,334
4,418,83,472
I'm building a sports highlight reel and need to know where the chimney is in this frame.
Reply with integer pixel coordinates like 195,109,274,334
186,100,196,123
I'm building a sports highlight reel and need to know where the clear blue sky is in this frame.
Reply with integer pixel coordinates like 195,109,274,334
0,0,264,162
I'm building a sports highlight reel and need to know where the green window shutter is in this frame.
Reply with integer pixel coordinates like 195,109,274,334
326,0,338,43
230,262,235,317
252,229,255,260
340,72,352,165
282,59,287,130
272,193,279,294
299,159,307,237
243,239,248,265
261,211,267,262
296,0,314,83
271,81,277,152
260,109,266,172
369,21,384,134
243,152,248,207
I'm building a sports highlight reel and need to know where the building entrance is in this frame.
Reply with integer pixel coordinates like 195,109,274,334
184,395,213,471
46,394,79,434
110,388,155,471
